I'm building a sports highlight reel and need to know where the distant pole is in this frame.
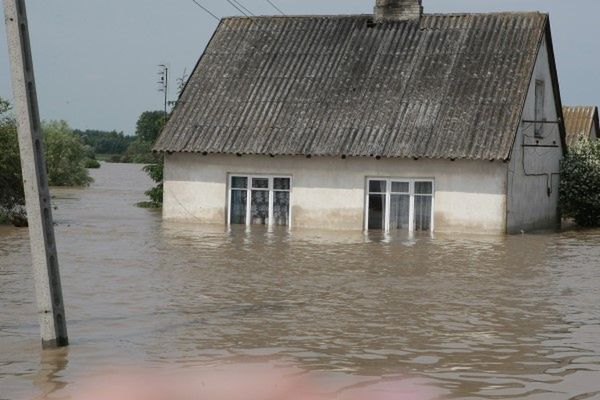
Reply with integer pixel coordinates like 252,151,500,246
164,66,168,121
3,0,68,348
158,64,169,124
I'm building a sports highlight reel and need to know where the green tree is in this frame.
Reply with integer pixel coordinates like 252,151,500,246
139,158,164,208
559,138,600,227
43,120,93,187
121,139,159,164
0,98,26,224
121,111,165,164
135,111,166,143
0,97,9,115
74,129,134,156
126,110,166,207
1,99,97,225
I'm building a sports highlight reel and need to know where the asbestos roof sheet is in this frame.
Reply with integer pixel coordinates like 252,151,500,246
563,106,600,146
155,13,549,160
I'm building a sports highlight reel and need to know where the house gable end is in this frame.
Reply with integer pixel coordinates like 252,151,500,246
505,20,564,234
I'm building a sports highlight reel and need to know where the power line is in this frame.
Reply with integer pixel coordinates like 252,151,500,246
231,0,255,16
225,0,250,17
191,0,282,55
191,0,220,21
190,0,264,54
265,0,285,15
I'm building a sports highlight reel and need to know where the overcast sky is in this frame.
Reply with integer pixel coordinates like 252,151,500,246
1,0,598,134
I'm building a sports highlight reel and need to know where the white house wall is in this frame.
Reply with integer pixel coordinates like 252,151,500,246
164,153,508,234
507,37,563,233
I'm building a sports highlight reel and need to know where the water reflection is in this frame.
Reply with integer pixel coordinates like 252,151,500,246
30,348,69,400
1,163,599,399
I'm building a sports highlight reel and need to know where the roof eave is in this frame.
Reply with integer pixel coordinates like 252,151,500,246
593,107,600,139
545,18,568,156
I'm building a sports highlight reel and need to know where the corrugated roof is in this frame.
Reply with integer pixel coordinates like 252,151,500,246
155,13,549,160
563,106,599,146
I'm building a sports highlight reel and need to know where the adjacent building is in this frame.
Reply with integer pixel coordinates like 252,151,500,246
154,0,566,234
563,106,599,146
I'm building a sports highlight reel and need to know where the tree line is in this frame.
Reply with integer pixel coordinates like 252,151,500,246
73,110,165,165
1,96,165,225
1,98,94,225
74,129,132,157
560,138,600,227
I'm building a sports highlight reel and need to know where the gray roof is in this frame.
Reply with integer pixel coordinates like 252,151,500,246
563,106,600,146
155,12,553,160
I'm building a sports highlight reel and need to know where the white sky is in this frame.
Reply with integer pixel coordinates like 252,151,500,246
0,0,598,134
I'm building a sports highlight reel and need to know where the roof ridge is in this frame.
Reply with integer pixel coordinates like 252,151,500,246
424,11,546,16
220,11,547,21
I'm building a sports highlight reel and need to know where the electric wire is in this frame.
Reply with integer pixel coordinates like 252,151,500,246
231,0,255,16
193,0,284,55
265,0,285,15
225,0,251,17
191,0,220,21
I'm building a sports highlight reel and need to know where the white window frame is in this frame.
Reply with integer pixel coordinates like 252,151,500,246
364,178,435,233
227,174,293,228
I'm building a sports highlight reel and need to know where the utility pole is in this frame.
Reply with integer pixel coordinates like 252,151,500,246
158,64,169,124
3,0,68,348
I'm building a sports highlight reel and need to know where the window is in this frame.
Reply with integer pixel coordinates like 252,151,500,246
535,80,545,138
366,178,434,232
229,175,291,227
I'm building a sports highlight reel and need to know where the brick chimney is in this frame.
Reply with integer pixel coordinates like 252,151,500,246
374,0,423,22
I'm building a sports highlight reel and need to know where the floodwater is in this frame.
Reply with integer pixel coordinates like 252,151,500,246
1,163,600,400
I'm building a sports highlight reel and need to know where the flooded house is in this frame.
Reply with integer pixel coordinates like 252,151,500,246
562,106,599,147
154,0,567,234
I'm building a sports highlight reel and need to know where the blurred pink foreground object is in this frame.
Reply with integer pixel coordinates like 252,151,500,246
68,364,439,400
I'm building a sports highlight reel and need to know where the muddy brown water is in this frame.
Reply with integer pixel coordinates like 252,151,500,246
1,163,600,399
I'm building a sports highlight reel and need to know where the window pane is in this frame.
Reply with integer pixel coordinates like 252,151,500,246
252,178,269,189
231,176,247,189
369,180,387,193
368,194,386,230
230,190,247,224
273,191,290,226
414,195,433,231
415,181,433,195
251,190,269,225
392,181,409,193
274,177,290,191
390,194,410,230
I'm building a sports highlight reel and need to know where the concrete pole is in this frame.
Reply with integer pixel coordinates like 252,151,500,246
3,0,68,348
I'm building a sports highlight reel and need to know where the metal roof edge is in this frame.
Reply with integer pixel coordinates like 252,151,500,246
156,150,506,161
544,16,568,156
